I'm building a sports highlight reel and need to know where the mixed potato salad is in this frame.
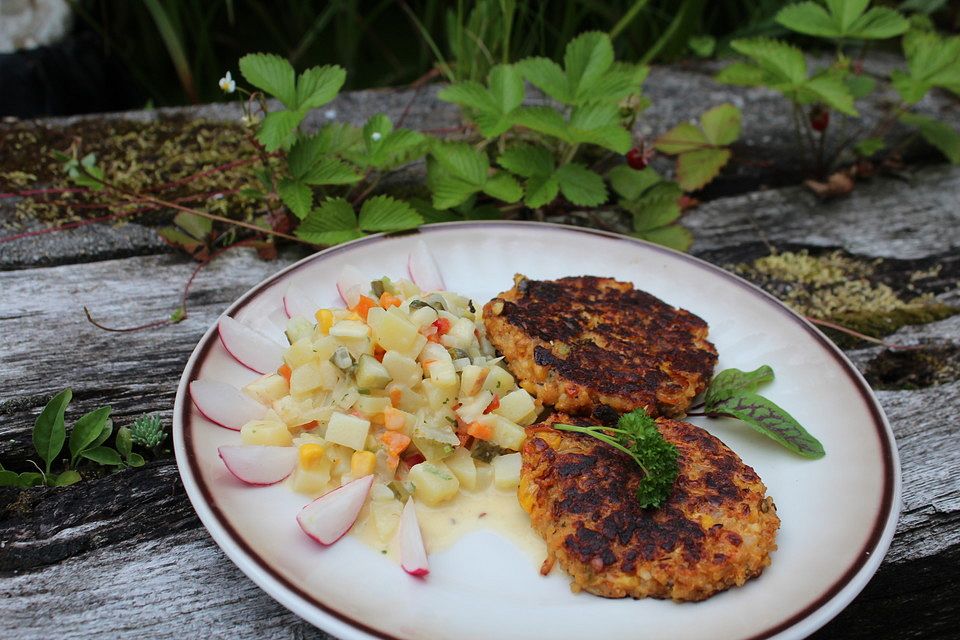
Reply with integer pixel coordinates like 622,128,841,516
193,262,541,572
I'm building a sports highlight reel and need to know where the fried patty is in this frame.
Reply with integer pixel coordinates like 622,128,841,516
518,414,780,602
483,275,717,417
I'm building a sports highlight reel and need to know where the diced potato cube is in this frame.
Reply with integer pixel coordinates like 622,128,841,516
365,307,386,333
355,354,392,389
475,462,493,489
408,462,460,506
492,453,522,489
409,305,438,328
428,360,458,388
244,374,289,404
324,412,371,451
324,443,353,476
284,338,316,369
387,384,427,413
240,420,292,446
445,447,478,490
273,395,315,426
440,317,476,350
459,365,489,397
370,482,395,501
354,395,391,418
482,365,516,393
370,498,403,541
311,334,340,361
373,312,419,352
495,389,538,425
290,361,335,397
329,319,370,339
291,462,331,495
338,336,374,359
382,351,422,388
421,380,456,411
420,341,451,364
478,414,527,451
455,390,494,424
398,334,428,360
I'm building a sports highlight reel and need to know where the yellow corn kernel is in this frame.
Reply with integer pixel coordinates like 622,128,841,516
350,450,376,477
315,309,334,335
299,443,327,470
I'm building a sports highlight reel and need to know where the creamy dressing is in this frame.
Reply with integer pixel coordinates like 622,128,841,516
353,481,546,565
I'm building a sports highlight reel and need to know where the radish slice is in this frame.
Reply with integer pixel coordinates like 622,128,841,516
400,498,429,576
337,265,367,308
297,475,374,545
218,445,298,485
408,240,445,292
218,315,285,374
190,380,266,430
284,283,321,319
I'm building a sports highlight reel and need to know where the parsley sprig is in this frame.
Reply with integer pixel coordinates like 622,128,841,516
555,409,679,509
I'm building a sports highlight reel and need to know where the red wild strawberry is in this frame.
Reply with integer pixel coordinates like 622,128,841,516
809,106,830,132
626,146,649,170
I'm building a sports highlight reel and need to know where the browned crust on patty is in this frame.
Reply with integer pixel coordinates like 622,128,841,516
483,275,718,417
518,414,780,602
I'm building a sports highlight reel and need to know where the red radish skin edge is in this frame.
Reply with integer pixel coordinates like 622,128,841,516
297,475,375,546
407,240,445,292
217,446,298,485
218,316,285,374
400,498,430,577
189,380,266,431
337,265,367,307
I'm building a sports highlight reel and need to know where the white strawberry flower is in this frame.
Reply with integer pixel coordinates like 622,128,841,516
219,71,236,94
371,132,382,141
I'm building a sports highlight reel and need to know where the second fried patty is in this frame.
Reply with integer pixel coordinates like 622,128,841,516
483,275,717,417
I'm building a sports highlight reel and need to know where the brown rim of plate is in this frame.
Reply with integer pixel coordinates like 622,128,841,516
177,221,899,640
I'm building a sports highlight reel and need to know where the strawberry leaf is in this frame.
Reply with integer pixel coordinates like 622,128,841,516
358,195,423,232
296,197,365,245
277,179,313,219
700,103,742,146
677,148,732,192
295,65,345,110
555,163,607,207
239,53,296,107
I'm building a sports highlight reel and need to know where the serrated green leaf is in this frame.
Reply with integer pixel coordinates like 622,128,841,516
277,179,312,219
482,172,523,203
564,31,615,104
257,110,304,152
715,62,769,86
846,6,909,39
295,65,345,110
635,224,693,251
654,123,709,155
408,198,462,223
287,133,332,179
569,103,631,153
846,74,876,99
700,103,741,146
54,469,81,487
607,165,662,200
730,38,807,85
430,142,488,185
677,148,732,192
157,227,204,255
899,112,960,163
356,117,427,169
239,54,296,107
358,195,423,232
69,406,111,464
512,106,571,141
829,0,869,31
555,163,607,207
81,446,123,466
116,426,133,459
523,174,560,208
516,57,570,103
625,182,682,230
688,35,716,57
34,389,71,474
438,82,493,110
705,366,775,406
854,137,885,156
296,198,365,245
314,122,364,155
497,144,554,178
486,63,524,119
301,158,361,186
776,2,838,38
706,390,825,458
589,63,650,103
891,69,928,104
802,74,859,115
900,31,960,100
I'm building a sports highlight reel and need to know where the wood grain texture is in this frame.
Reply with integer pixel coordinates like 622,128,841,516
2,71,959,639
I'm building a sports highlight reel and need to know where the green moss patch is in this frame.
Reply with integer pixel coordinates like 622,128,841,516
865,344,960,389
732,250,958,348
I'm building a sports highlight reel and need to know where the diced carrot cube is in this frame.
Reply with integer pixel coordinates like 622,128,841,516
380,431,411,456
278,363,292,383
483,395,500,414
379,292,402,309
467,421,494,441
350,295,378,320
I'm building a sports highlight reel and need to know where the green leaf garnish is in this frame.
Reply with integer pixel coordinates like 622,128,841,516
555,408,679,509
703,366,825,459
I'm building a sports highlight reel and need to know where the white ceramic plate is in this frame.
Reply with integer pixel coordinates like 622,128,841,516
173,222,900,640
